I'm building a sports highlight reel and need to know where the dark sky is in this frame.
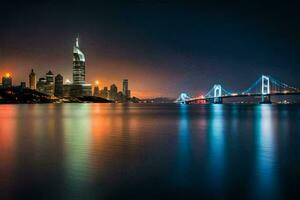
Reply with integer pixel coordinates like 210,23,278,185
1,0,300,98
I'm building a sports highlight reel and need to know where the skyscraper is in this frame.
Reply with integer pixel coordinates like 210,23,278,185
70,36,92,97
55,74,63,97
29,69,36,90
109,84,118,100
123,79,128,96
45,70,54,96
73,36,85,85
122,79,131,100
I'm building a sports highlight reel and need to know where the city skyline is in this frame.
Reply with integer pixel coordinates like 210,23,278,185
1,1,300,98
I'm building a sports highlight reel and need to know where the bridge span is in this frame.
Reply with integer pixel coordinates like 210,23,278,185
175,75,300,104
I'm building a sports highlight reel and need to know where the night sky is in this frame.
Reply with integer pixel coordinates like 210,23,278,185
1,1,300,98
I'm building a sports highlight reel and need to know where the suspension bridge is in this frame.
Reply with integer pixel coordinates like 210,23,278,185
175,75,300,104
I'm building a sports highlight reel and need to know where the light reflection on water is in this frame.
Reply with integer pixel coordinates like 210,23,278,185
175,104,191,186
208,104,225,192
0,103,299,199
253,105,279,199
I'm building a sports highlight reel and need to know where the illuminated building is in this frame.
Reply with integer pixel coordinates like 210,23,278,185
71,36,92,97
109,84,118,100
55,74,63,97
37,78,47,93
2,73,12,88
73,36,85,85
29,69,36,90
63,80,72,97
71,84,92,97
45,70,54,96
46,70,54,83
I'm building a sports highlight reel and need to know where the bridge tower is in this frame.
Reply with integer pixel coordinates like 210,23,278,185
213,84,223,104
261,75,271,104
175,93,190,104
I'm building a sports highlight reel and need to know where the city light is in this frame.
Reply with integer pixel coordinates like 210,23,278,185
65,79,71,84
95,80,99,85
5,73,10,78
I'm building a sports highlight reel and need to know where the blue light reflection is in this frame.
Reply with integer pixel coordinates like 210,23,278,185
253,105,279,199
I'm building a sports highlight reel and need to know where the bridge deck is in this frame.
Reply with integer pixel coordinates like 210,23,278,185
185,92,300,102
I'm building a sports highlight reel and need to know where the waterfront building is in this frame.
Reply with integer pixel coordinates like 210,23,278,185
71,84,92,97
99,87,109,99
71,36,92,97
37,78,47,93
123,79,128,96
55,74,63,97
2,73,12,88
94,81,100,97
94,86,100,96
20,82,26,89
46,70,54,84
122,79,131,100
116,91,124,102
45,70,54,96
63,80,72,97
109,84,118,100
29,69,36,90
73,36,85,85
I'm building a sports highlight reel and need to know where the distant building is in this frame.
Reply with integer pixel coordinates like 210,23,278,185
94,86,100,97
127,90,131,99
63,80,72,97
45,70,54,96
71,84,92,97
29,69,36,90
55,74,63,97
99,87,109,99
116,91,123,102
37,78,47,93
109,84,118,100
2,73,12,88
123,79,128,96
46,70,54,83
20,82,26,89
122,79,131,100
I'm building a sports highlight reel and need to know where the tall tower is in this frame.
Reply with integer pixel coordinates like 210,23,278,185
29,69,36,90
73,36,86,85
123,79,128,96
122,79,130,99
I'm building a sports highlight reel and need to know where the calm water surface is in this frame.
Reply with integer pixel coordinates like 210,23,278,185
0,103,300,199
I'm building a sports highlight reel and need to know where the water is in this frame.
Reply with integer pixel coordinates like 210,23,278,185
0,103,300,199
